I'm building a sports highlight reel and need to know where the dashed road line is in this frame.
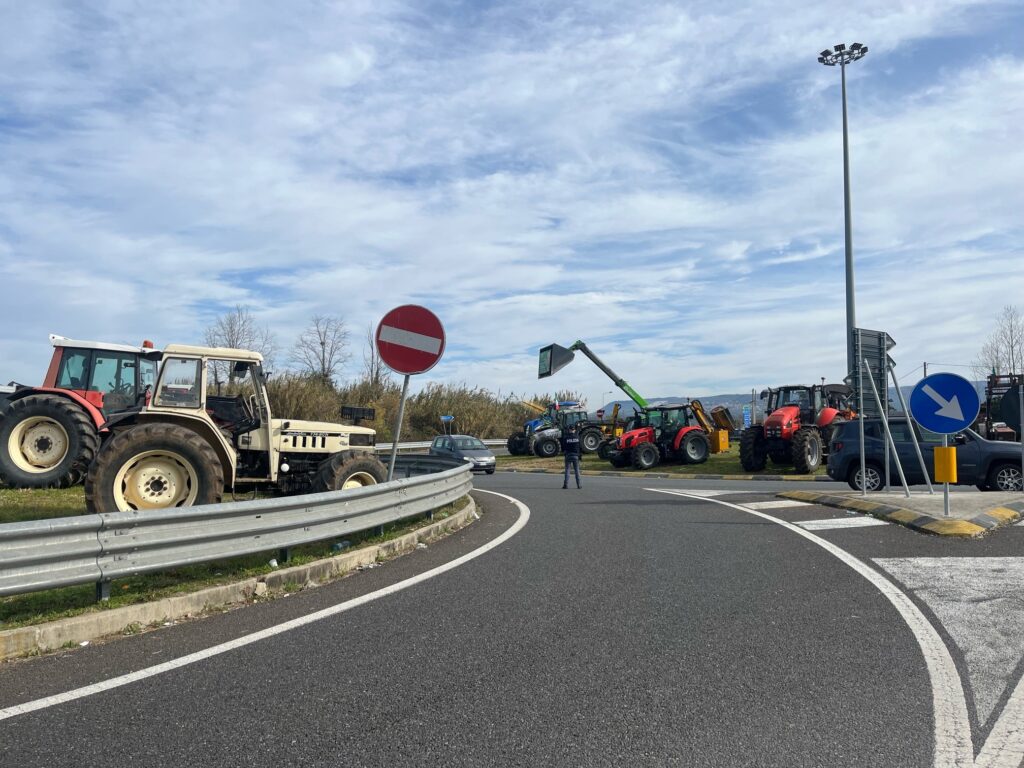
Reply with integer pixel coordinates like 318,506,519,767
796,517,890,531
742,499,814,510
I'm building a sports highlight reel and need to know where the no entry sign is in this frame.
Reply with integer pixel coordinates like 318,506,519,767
375,305,446,375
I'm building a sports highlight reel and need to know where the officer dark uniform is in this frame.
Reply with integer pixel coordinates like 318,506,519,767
561,424,582,489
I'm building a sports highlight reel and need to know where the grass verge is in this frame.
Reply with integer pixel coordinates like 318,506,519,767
0,495,470,630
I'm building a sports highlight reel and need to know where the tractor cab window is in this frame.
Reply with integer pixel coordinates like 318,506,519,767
90,352,142,411
155,357,202,408
140,359,158,392
205,360,262,434
780,389,809,408
56,350,90,390
562,411,586,428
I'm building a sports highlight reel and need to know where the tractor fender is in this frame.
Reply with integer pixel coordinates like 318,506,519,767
815,407,842,428
104,412,236,485
671,425,705,451
5,387,105,429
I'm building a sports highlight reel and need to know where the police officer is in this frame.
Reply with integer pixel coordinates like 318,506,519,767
561,423,582,489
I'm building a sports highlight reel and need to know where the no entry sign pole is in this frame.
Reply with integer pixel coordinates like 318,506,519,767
388,375,411,482
374,305,446,482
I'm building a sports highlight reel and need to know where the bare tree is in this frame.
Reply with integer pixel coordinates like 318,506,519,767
361,323,391,389
204,305,279,384
973,305,1024,379
291,315,350,385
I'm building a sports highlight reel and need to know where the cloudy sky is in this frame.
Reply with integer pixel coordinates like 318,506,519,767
1,1,1021,408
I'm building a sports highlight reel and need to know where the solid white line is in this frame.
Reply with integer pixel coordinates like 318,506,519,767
742,500,813,510
797,517,889,531
378,325,442,354
645,488,974,767
0,490,530,723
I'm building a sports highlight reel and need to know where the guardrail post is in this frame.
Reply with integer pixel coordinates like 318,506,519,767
96,580,111,602
374,525,385,537
278,547,291,564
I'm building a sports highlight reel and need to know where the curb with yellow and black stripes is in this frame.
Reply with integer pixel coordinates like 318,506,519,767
777,490,1024,537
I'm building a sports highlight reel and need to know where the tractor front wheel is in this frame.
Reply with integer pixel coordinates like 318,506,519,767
534,437,560,458
739,427,767,472
681,433,710,465
85,423,224,513
506,432,527,455
313,451,387,491
597,439,613,460
0,395,99,489
792,428,823,474
580,428,603,454
632,442,660,471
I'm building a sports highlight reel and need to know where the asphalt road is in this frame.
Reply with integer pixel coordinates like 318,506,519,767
1,472,1022,767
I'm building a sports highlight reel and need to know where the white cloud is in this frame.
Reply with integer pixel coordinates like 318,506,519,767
0,1,1021,404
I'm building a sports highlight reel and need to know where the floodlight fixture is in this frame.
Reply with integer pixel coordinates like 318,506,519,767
818,42,869,67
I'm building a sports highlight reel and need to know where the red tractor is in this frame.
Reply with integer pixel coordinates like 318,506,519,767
0,335,160,489
605,402,711,471
739,384,853,474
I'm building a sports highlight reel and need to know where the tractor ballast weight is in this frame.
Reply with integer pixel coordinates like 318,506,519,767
739,384,853,474
0,335,161,489
85,344,387,513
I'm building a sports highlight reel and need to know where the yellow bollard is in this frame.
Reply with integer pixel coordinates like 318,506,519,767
933,446,957,484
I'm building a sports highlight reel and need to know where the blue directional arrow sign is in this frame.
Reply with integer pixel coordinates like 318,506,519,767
908,373,981,434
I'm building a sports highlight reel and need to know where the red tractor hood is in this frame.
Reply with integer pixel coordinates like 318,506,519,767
764,405,800,429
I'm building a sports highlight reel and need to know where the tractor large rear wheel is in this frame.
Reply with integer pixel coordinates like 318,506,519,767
85,423,224,513
632,442,660,471
739,427,767,472
0,395,99,489
681,432,710,465
313,451,387,491
791,428,823,474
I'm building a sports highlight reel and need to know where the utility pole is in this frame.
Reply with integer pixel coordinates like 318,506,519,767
818,42,868,378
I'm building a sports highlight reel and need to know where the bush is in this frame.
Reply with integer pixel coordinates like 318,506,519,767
265,373,581,442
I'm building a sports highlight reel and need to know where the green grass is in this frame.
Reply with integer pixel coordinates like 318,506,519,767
0,486,87,524
0,496,470,630
497,445,827,476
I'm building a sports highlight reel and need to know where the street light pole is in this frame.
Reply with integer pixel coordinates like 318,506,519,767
819,42,868,377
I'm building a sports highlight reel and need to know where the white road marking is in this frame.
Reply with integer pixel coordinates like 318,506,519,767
874,557,1024,767
378,324,442,354
646,488,738,497
797,517,889,531
742,500,813,510
0,490,530,723
646,488,975,767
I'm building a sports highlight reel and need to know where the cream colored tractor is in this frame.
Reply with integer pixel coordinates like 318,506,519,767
84,344,386,513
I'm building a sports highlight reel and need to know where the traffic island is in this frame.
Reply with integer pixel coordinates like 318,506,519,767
778,490,1024,537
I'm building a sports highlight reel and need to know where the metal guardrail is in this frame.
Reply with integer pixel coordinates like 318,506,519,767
376,439,506,452
0,456,472,599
